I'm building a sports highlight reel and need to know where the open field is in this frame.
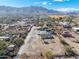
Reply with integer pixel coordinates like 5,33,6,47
0,14,79,59
16,25,79,59
49,15,69,19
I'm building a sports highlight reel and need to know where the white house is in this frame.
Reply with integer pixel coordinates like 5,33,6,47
59,22,69,26
72,27,79,33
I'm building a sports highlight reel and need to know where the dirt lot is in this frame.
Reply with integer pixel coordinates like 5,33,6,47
16,26,79,59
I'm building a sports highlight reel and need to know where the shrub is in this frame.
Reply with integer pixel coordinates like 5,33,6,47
0,40,8,56
12,38,24,47
42,50,54,59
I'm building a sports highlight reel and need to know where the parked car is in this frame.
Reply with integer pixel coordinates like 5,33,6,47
41,34,54,39
44,40,49,44
46,29,56,35
63,25,72,29
62,32,75,38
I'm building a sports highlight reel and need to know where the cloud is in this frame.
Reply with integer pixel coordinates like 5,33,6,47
54,8,79,12
34,1,52,5
33,1,47,5
49,3,52,5
54,0,70,2
42,1,48,5
42,2,52,5
54,0,64,2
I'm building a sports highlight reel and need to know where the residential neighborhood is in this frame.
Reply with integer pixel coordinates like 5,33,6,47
0,0,79,59
0,15,79,59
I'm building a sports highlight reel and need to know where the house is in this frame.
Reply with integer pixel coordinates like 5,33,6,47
59,22,69,26
24,18,38,25
8,45,15,50
6,45,17,57
0,36,10,41
59,21,72,29
0,33,14,41
37,27,54,39
72,27,79,33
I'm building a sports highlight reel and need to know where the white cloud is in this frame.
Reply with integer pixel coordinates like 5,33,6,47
54,0,64,2
54,8,79,12
33,1,48,5
42,1,48,5
42,2,53,5
54,0,70,2
34,1,52,5
49,3,52,5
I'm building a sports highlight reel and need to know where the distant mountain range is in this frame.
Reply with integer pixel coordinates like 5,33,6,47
0,6,78,16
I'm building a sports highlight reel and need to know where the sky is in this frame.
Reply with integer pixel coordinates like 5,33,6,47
0,0,79,12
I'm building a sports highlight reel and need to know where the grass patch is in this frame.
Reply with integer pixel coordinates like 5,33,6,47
60,40,76,57
60,40,69,46
41,50,54,59
65,46,76,57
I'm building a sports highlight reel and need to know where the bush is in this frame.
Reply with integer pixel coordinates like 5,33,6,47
12,39,24,47
42,50,54,59
0,40,8,56
0,40,7,49
45,51,53,59
60,40,69,46
65,47,76,57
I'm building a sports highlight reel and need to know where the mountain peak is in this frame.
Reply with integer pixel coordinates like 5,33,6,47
0,6,78,16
